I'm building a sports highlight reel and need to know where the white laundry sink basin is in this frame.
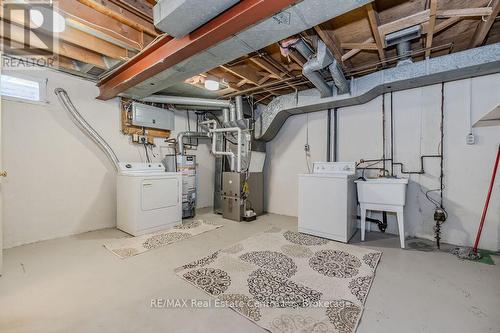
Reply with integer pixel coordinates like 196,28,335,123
355,178,409,206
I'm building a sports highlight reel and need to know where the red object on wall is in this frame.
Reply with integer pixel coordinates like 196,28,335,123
473,144,500,253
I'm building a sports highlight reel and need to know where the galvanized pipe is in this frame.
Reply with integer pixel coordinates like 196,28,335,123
142,95,232,109
235,95,244,120
329,59,350,95
294,39,333,98
222,108,230,123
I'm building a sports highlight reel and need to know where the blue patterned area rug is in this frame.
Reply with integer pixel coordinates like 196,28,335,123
175,228,381,333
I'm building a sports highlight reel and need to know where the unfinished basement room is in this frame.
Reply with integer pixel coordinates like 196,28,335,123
1,0,500,332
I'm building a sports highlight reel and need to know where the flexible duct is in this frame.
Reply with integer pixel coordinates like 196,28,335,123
329,60,350,95
178,131,209,155
299,39,333,98
54,88,120,172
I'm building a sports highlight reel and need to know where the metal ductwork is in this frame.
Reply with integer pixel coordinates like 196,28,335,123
234,95,244,120
154,0,239,38
299,39,334,98
122,0,373,99
329,60,350,95
291,39,350,97
396,41,413,65
141,95,245,122
386,25,422,66
254,43,500,141
142,95,232,109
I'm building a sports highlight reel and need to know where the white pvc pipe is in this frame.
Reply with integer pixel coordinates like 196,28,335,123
210,127,242,172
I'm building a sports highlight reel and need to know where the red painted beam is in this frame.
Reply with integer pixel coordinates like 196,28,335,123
97,0,297,100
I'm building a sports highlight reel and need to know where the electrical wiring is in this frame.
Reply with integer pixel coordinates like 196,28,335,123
305,113,311,173
144,142,150,163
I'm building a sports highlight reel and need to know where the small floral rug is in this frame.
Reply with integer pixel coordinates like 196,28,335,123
175,228,381,333
104,220,222,259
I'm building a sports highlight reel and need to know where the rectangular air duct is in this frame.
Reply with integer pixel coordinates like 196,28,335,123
154,0,239,38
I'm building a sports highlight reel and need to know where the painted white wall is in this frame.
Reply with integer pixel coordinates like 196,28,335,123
265,73,500,251
2,69,214,248
264,111,327,216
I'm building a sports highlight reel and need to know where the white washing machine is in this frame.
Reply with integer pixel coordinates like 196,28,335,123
117,162,182,236
298,162,357,243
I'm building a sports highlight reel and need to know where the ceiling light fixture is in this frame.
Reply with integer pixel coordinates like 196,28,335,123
204,76,220,91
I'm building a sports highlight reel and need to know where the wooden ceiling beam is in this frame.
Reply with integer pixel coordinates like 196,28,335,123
341,37,374,62
108,0,154,21
257,74,274,85
1,20,108,69
378,9,430,39
365,3,386,64
425,16,462,35
314,23,347,71
248,57,298,89
469,0,500,48
0,8,128,60
58,0,146,49
76,0,159,36
425,0,438,59
436,7,492,18
341,42,378,50
220,65,278,96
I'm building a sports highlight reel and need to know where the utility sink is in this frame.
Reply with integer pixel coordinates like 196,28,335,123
355,178,409,206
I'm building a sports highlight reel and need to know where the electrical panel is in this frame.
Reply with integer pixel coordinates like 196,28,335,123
131,102,175,131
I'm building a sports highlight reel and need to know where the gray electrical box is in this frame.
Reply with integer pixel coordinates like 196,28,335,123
131,102,175,130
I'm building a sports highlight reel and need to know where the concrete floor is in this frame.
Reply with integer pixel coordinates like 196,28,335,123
1,210,499,333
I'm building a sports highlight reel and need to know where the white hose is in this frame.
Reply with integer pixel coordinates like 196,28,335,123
54,88,120,172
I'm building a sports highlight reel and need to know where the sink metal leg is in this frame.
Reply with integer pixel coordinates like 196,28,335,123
360,205,366,241
396,209,405,248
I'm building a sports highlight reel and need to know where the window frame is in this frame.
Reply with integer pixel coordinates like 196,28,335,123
0,72,48,105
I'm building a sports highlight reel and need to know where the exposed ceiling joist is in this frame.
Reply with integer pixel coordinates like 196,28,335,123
76,0,158,36
249,57,297,89
341,37,374,61
378,9,430,39
425,0,438,59
2,20,109,69
220,64,279,96
0,8,128,60
469,0,500,48
436,7,492,18
341,42,378,50
313,24,347,70
108,0,155,21
97,0,297,100
58,0,150,49
365,3,386,64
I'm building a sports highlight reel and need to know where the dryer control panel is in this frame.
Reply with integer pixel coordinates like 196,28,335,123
312,162,356,174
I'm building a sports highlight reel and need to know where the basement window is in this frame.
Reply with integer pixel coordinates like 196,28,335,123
0,74,47,103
